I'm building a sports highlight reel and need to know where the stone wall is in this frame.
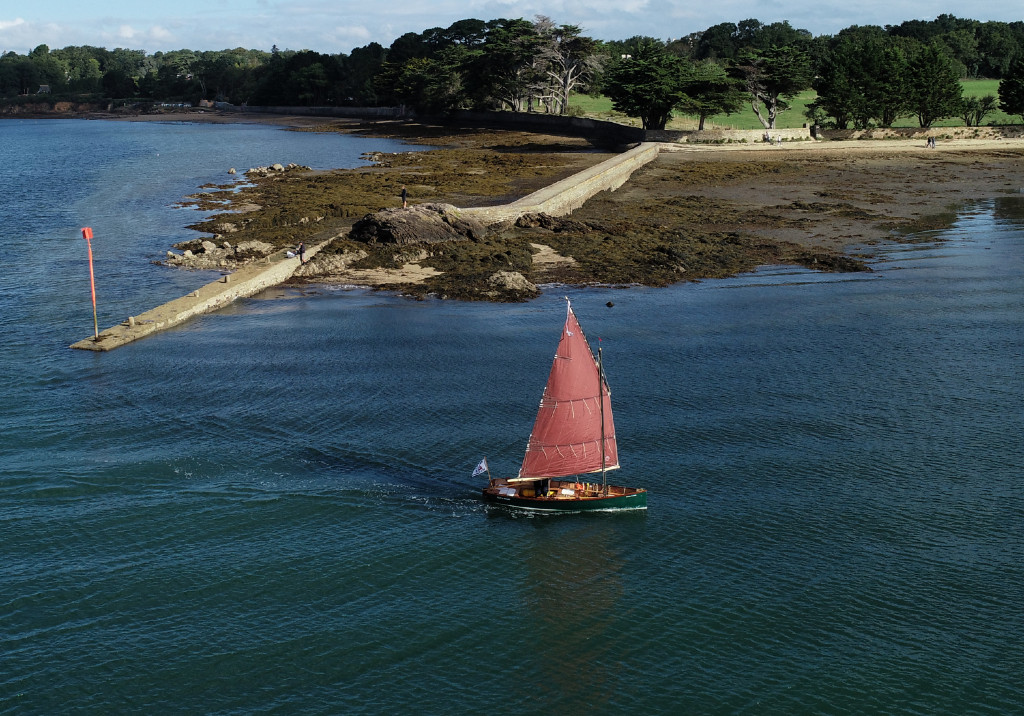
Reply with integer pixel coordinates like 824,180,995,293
441,110,645,148
462,142,662,226
440,111,814,146
221,105,816,146
820,126,1024,141
647,127,814,143
215,103,405,120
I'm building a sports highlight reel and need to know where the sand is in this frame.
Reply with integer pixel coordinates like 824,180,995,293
644,138,1024,251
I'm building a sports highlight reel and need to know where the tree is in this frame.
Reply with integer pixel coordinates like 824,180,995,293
976,22,1020,78
810,27,915,129
375,47,467,114
603,41,686,129
677,61,746,129
535,18,602,115
960,94,998,126
938,27,978,77
666,34,701,60
469,18,542,111
195,48,269,104
692,19,811,62
0,53,41,96
811,28,882,129
344,42,387,105
602,35,665,64
441,18,489,47
107,48,148,78
752,21,813,51
28,45,69,92
292,63,330,106
102,68,137,98
694,22,739,61
52,46,104,93
730,45,812,129
867,42,912,127
998,57,1024,121
905,42,963,127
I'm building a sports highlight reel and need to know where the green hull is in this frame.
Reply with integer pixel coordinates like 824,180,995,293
481,487,647,512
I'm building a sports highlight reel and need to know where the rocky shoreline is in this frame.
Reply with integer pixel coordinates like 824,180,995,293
117,111,1024,301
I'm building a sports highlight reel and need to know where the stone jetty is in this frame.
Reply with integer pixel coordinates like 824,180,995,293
71,142,666,351
70,243,326,351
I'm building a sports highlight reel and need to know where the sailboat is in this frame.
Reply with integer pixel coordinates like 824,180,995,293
480,299,647,512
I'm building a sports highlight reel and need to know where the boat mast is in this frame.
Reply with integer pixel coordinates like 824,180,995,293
599,345,608,496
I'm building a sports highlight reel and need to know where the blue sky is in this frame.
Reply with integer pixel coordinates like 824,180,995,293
1,0,1019,55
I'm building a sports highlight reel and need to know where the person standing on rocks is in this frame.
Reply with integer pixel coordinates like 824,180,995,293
401,185,408,209
297,242,305,264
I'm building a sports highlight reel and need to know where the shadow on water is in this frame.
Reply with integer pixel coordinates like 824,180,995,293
994,194,1024,222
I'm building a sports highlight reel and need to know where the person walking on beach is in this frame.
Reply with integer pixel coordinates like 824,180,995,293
401,185,408,209
297,241,305,264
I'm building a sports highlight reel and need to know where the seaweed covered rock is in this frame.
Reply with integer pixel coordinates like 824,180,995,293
487,271,537,293
294,249,369,278
349,203,488,245
792,252,872,272
515,213,593,233
232,240,276,260
164,238,276,269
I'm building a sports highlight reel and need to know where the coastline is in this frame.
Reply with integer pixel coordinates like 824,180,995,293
40,109,1024,297
304,120,1024,296
592,136,1024,253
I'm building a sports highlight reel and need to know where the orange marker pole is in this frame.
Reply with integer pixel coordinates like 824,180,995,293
81,227,99,338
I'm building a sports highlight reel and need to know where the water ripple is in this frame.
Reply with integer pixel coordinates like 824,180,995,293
2,130,1023,714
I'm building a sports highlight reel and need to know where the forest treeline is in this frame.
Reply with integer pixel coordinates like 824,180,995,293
2,13,1024,129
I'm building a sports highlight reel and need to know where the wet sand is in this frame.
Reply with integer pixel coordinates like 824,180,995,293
594,139,1024,254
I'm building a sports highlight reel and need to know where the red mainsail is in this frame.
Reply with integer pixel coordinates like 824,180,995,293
519,302,619,479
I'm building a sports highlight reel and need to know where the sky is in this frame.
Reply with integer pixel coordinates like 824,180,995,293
1,0,1020,56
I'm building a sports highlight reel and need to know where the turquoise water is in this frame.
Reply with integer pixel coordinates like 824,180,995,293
1,120,1023,714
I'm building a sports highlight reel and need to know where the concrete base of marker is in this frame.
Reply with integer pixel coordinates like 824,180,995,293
71,252,311,351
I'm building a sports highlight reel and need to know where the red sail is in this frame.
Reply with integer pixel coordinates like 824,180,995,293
519,303,619,479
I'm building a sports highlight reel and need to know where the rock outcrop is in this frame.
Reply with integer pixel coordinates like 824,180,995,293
487,271,537,293
244,163,310,177
349,203,488,245
165,239,276,269
293,249,370,278
515,212,593,233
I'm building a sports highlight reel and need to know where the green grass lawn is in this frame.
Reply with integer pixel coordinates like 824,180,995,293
570,79,1020,130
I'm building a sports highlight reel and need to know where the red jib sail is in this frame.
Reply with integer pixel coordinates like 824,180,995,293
519,302,619,479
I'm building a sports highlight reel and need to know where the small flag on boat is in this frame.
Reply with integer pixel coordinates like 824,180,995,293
472,458,489,477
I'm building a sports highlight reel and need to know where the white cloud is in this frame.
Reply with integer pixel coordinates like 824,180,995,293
2,2,1023,55
332,25,372,42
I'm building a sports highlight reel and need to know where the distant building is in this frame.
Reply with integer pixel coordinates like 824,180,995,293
37,85,51,94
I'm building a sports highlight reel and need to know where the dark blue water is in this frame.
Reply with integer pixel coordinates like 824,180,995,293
1,120,1022,714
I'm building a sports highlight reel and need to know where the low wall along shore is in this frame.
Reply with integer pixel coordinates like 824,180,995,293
441,110,814,146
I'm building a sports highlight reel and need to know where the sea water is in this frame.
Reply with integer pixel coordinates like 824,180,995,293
1,119,1022,714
